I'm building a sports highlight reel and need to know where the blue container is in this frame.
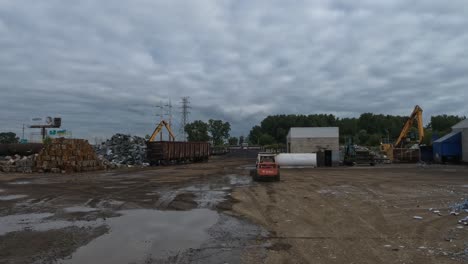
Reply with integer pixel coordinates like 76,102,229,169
433,131,462,163
420,146,433,163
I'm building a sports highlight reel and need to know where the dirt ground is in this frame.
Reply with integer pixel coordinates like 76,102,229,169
233,165,468,264
0,152,467,263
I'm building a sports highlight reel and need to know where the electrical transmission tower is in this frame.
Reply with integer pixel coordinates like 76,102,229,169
155,101,165,121
155,100,173,123
180,97,191,141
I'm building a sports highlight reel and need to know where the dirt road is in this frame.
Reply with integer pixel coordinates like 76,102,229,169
232,166,468,263
0,153,467,263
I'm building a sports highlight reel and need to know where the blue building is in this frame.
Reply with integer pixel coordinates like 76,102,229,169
433,119,468,163
433,131,462,162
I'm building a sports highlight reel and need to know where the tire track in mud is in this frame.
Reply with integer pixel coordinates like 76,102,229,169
237,172,398,263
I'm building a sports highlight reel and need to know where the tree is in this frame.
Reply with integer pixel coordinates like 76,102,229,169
248,125,263,144
247,112,466,147
239,136,245,145
208,119,231,146
428,115,466,135
258,134,275,146
357,130,369,145
0,132,19,144
367,134,382,146
184,120,210,142
228,137,238,146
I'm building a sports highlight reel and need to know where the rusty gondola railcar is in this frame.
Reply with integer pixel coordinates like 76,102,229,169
0,143,44,156
146,141,210,165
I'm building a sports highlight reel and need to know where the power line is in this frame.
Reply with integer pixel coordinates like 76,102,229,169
179,97,191,142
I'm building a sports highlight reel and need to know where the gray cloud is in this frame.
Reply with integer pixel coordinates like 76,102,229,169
1,0,468,141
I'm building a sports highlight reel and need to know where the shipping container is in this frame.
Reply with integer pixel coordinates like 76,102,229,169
420,146,433,163
146,141,210,165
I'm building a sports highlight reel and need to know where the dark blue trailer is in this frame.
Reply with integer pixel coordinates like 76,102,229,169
433,131,462,163
420,146,433,163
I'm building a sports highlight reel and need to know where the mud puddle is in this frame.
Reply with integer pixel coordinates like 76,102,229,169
64,206,98,213
0,212,106,235
0,173,267,263
61,209,219,264
1,207,266,263
8,181,32,185
156,174,253,210
0,194,28,201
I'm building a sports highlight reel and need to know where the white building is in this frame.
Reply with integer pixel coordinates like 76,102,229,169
286,127,339,166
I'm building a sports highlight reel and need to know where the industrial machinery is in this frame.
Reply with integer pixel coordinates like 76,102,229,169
343,137,376,166
251,153,280,181
380,105,424,161
148,120,176,142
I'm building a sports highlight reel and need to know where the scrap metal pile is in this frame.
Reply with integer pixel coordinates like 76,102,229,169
0,154,36,173
95,134,148,167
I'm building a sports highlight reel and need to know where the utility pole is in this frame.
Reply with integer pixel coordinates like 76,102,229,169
180,97,191,142
165,99,173,127
22,124,25,140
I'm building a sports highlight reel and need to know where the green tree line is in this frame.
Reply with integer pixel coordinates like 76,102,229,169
248,114,466,146
184,119,231,146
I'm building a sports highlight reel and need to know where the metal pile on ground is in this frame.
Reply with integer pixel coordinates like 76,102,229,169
0,154,36,173
95,134,148,167
36,138,104,173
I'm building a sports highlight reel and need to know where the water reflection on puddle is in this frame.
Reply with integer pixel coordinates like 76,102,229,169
0,213,104,235
62,209,218,264
64,206,98,213
0,208,220,264
8,181,32,185
0,194,28,201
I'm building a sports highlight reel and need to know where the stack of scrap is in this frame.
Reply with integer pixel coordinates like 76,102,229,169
0,154,36,173
36,138,104,173
95,134,147,166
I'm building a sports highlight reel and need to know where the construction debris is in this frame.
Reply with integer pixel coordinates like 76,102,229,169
35,138,104,172
458,216,468,226
0,155,35,173
95,134,148,166
450,198,468,213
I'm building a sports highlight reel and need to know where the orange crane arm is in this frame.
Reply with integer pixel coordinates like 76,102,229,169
149,120,176,142
395,105,424,146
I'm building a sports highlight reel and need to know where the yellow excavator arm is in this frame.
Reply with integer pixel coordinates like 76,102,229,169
380,105,424,161
149,120,176,142
394,105,424,147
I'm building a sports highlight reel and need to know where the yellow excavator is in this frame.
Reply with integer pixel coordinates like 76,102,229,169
380,105,424,161
148,120,176,142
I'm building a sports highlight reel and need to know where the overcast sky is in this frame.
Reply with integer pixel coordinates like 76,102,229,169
1,0,467,141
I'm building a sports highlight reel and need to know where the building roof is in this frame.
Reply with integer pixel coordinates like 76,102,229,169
287,127,339,138
452,119,468,129
434,131,461,143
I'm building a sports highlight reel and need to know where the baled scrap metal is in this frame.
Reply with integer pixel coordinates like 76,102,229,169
36,138,104,172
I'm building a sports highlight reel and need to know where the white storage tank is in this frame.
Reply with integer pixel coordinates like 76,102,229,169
276,153,317,167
